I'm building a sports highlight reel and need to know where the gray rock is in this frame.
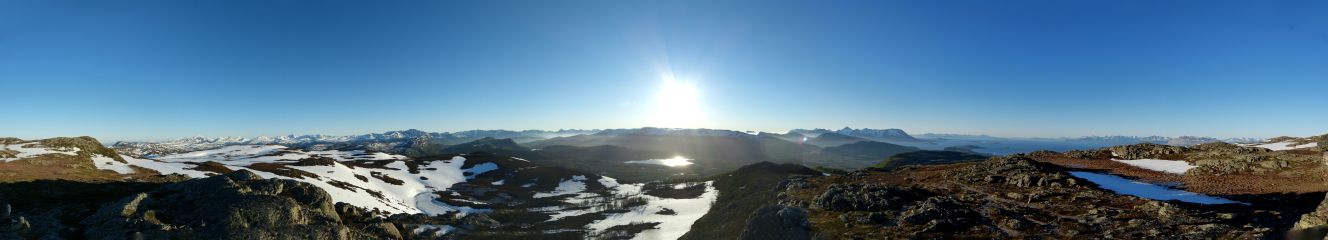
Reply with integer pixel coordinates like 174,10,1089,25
1292,195,1328,239
1109,143,1186,160
813,184,924,211
737,205,810,240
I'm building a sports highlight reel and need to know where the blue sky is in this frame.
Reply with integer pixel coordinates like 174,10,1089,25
1,0,1325,141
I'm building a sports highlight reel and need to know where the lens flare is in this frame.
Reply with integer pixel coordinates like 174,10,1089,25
653,76,704,128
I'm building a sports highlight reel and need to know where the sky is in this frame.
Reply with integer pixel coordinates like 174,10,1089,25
1,0,1326,141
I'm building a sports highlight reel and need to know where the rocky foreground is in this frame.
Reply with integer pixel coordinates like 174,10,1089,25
1,136,723,239
741,135,1328,239
3,134,1328,239
3,170,419,239
775,157,1316,238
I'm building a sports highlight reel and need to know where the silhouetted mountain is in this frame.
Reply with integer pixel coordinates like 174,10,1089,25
873,150,990,170
529,128,807,165
113,129,598,157
820,141,920,159
806,132,868,147
789,127,918,142
438,137,530,155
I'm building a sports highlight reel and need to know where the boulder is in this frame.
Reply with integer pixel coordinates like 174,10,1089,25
814,184,926,211
1109,143,1185,160
737,205,811,240
901,197,982,233
1292,195,1328,239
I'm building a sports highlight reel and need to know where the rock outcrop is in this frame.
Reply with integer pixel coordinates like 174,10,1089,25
81,170,400,240
813,183,927,211
1292,195,1328,239
781,155,1283,239
1109,143,1186,160
737,205,811,240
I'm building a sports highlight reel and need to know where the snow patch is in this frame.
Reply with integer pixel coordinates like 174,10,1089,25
1111,159,1194,175
535,176,589,198
143,146,477,215
586,181,717,240
598,176,621,189
414,192,490,216
410,224,455,237
92,154,136,174
463,162,498,179
1,143,80,161
1250,141,1319,151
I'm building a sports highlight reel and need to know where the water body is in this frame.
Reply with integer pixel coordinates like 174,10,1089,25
1068,171,1245,205
625,156,694,167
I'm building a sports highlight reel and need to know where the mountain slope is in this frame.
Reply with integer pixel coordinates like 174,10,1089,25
438,137,531,155
679,162,821,240
4,136,720,239
0,137,170,183
112,129,598,157
790,127,919,142
529,128,808,167
806,132,867,147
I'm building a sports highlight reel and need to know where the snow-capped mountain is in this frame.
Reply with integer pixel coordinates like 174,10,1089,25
1240,135,1325,151
1064,135,1265,146
590,127,756,137
113,129,599,157
788,127,918,141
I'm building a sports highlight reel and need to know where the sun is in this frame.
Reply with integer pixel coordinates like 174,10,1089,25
652,77,704,128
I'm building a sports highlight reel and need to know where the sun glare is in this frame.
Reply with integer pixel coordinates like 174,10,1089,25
653,76,704,128
623,156,695,167
657,156,693,167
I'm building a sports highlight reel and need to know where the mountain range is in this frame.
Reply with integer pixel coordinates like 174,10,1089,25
3,131,1326,239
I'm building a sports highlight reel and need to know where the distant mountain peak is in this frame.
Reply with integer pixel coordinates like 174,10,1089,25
789,127,917,141
113,129,599,156
591,127,753,137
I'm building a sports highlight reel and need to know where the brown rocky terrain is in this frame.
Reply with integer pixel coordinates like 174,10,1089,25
7,134,1328,239
775,156,1324,239
1037,141,1328,195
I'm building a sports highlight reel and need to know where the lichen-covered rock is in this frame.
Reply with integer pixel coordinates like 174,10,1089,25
813,184,926,211
737,205,810,240
81,170,399,240
1109,143,1186,160
1292,195,1328,239
1065,150,1110,159
900,197,978,226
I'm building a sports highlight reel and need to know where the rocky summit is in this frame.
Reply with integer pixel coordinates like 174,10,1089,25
3,132,1328,239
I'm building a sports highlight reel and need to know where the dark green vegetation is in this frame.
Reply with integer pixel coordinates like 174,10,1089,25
874,150,990,170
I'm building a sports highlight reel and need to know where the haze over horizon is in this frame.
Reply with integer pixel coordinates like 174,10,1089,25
3,1,1326,141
